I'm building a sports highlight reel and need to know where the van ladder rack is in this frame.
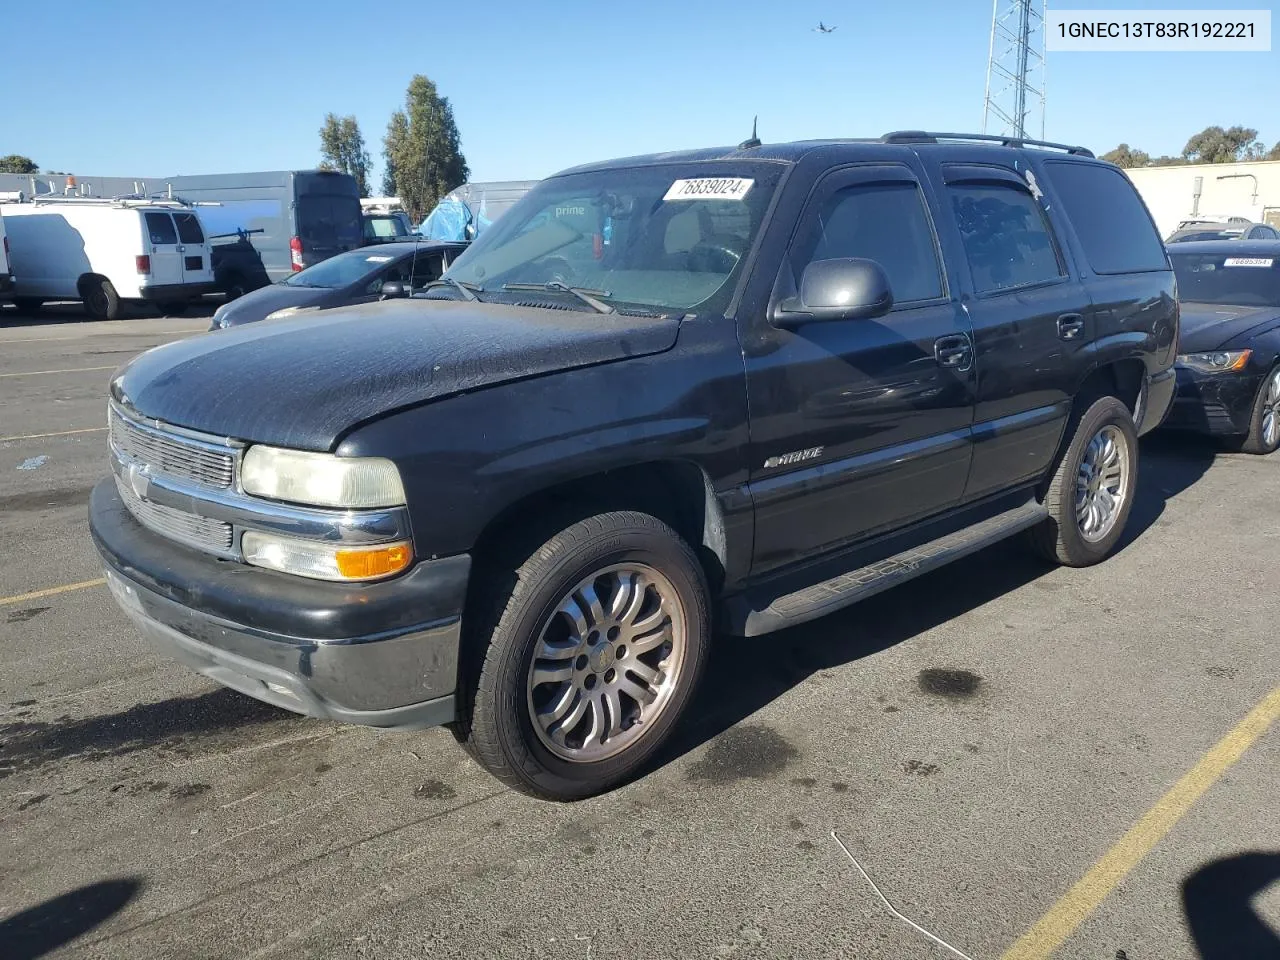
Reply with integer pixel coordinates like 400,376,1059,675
27,195,202,209
880,131,1095,158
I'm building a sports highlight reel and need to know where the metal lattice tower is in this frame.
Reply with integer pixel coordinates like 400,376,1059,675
982,0,1046,139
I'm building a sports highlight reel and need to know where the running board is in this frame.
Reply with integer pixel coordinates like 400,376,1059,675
732,499,1049,636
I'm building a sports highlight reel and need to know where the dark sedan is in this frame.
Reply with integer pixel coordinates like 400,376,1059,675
1165,240,1280,453
209,240,467,330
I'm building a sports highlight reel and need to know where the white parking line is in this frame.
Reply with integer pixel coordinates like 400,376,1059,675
0,426,107,443
0,365,116,378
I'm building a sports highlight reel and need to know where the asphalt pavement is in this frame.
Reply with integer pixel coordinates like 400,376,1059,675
1,301,1277,960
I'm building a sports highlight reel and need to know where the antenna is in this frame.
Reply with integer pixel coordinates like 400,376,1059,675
982,0,1046,139
738,116,761,150
407,101,436,297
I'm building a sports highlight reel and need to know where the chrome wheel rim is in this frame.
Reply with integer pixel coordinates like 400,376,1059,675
526,563,686,763
1262,369,1280,449
1075,424,1129,542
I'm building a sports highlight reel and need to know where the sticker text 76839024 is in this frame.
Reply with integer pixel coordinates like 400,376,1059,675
663,178,754,202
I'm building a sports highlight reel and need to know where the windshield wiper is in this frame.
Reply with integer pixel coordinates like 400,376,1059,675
502,281,616,315
422,277,482,302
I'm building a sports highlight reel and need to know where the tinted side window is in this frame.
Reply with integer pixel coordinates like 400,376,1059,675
173,212,204,244
948,183,1064,294
791,182,944,303
145,213,177,245
1043,161,1167,274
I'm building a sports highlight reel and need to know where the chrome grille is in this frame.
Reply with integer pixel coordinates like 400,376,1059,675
115,475,233,554
109,406,234,489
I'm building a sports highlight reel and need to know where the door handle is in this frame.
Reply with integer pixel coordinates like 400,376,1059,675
1057,313,1085,340
934,335,972,370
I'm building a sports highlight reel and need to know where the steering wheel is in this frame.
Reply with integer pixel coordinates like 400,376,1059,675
686,236,744,274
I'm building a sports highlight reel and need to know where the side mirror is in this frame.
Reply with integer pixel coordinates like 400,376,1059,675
380,281,408,299
773,258,894,327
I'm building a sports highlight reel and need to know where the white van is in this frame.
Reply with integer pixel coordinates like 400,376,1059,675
0,198,216,319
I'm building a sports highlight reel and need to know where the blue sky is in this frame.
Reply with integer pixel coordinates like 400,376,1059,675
3,0,1276,184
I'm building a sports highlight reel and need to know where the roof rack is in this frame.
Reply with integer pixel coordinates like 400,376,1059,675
26,194,214,209
880,131,1095,158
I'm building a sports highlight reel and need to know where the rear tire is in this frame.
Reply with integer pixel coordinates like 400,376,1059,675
455,511,710,801
1237,366,1280,455
1029,396,1138,567
81,278,122,321
220,273,247,302
13,297,42,314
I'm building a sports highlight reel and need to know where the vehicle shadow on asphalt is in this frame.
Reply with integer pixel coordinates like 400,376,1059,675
1181,851,1280,958
656,431,1224,773
0,301,217,327
0,877,142,960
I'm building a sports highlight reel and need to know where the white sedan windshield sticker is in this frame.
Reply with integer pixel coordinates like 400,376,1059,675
663,178,754,202
364,255,394,263
1223,257,1274,267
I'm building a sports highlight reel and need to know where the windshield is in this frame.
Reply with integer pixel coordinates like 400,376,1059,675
443,163,783,313
1171,252,1280,307
282,248,401,288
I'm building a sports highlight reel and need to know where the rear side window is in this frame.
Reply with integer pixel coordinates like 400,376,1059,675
145,213,177,245
173,213,205,244
1043,161,1167,274
790,182,944,303
948,183,1064,294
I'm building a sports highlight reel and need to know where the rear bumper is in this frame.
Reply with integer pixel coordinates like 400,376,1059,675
137,281,218,301
90,478,469,729
1139,368,1176,436
1161,365,1261,436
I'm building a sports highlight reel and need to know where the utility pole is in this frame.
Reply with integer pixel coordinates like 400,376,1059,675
982,0,1046,139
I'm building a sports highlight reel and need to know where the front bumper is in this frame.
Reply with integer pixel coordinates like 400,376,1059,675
90,478,470,729
137,281,218,301
1161,365,1262,436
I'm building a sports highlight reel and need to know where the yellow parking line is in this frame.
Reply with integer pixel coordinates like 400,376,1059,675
0,426,107,443
0,365,116,379
0,578,106,607
999,684,1280,960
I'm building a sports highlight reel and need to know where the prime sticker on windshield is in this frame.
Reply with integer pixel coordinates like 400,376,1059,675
1223,257,1274,267
663,178,754,202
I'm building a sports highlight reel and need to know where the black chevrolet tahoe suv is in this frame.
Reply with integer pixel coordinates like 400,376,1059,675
91,132,1178,800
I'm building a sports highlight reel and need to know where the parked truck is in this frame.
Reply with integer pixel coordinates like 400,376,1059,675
92,132,1177,799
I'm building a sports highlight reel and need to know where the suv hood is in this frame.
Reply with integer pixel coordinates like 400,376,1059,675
113,300,680,450
1178,303,1280,352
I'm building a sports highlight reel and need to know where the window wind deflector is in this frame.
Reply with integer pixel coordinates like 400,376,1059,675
941,164,1034,189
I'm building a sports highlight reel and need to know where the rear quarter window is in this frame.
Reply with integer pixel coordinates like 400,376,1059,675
1043,161,1168,275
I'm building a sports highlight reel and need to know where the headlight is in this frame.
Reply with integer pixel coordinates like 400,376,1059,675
242,531,411,581
265,306,302,320
240,445,406,508
1177,349,1251,374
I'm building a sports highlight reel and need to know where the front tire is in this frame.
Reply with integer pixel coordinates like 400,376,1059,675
456,511,710,801
1029,396,1138,566
1238,366,1280,455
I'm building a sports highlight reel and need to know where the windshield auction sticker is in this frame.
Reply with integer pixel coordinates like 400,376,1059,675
1223,257,1274,267
1047,9,1270,51
664,178,754,202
